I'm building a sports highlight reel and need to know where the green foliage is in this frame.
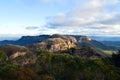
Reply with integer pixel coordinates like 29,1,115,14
36,51,120,80
0,64,38,80
0,64,19,77
0,51,7,62
36,49,51,55
7,68,38,80
0,49,120,80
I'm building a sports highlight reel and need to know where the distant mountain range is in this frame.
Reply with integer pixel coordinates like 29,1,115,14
0,34,119,51
0,34,120,63
1,35,120,41
101,41,120,47
0,37,18,41
91,36,120,41
0,35,50,46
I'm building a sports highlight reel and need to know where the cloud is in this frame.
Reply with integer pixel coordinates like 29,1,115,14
25,26,39,30
99,13,120,25
37,0,82,6
47,0,103,27
44,0,120,35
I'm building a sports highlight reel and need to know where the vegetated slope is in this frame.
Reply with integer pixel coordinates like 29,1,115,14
0,34,118,58
0,34,118,50
0,44,37,66
1,50,120,80
0,45,28,56
0,34,106,58
25,34,117,58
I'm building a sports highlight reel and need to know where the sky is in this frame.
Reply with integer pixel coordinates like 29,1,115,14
0,0,120,38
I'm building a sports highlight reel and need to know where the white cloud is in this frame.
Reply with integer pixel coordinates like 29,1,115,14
45,0,120,35
14,0,120,36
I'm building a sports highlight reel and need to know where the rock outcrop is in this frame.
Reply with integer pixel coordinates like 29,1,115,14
28,35,77,52
78,36,92,42
27,34,116,52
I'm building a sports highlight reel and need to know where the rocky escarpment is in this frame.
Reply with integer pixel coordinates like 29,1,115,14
0,34,117,53
27,34,116,52
0,34,115,59
28,34,77,52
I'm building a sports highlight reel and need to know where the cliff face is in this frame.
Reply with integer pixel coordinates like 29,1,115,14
26,34,115,52
31,35,77,52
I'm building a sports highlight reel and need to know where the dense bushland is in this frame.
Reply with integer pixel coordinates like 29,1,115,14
0,50,120,80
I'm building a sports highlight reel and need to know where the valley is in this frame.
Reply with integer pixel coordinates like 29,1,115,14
0,34,120,80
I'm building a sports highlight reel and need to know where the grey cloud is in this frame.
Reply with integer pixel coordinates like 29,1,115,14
99,13,120,25
25,26,39,30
